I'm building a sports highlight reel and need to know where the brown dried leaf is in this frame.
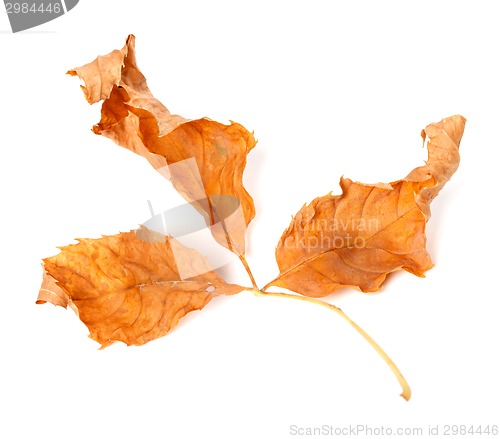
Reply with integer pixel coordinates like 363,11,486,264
37,229,245,348
267,115,466,297
68,35,256,256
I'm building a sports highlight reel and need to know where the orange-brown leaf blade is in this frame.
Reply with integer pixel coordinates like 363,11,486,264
37,230,245,348
268,115,465,297
268,178,434,297
68,35,256,256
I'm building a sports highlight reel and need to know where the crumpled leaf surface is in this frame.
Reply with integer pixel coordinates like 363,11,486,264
68,35,256,255
267,115,465,297
406,116,463,219
37,229,244,348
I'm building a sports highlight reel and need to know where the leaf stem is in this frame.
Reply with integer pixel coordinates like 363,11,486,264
251,288,411,401
208,202,258,289
239,254,258,289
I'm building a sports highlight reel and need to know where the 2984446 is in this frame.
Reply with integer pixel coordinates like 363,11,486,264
443,425,498,436
5,2,61,13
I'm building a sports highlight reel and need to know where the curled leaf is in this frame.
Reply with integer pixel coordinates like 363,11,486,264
406,115,465,218
37,229,245,348
266,115,466,297
68,35,256,256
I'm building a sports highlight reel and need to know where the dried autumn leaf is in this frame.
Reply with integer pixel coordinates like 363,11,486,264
67,35,256,261
36,34,467,399
37,229,245,348
265,115,466,297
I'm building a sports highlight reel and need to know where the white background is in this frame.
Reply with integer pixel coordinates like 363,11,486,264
1,1,499,438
